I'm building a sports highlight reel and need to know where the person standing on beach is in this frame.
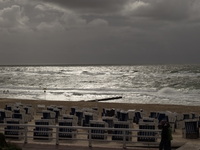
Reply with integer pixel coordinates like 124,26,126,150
159,121,173,150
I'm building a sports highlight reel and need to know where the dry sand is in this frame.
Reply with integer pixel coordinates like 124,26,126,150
1,98,200,115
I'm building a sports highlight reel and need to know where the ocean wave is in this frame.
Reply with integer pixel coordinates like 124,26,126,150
81,71,105,76
158,87,180,95
50,92,65,95
72,92,83,96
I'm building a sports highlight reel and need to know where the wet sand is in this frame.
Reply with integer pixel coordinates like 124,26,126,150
1,98,200,114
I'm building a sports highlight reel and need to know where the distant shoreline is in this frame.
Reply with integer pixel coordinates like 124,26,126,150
0,64,199,67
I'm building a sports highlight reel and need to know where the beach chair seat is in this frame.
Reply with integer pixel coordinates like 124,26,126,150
70,106,78,115
5,104,14,111
12,113,27,123
33,119,53,140
183,113,190,120
134,111,142,124
48,108,61,123
57,106,67,115
0,109,12,123
139,117,158,123
149,112,158,118
119,110,128,121
127,109,136,123
83,112,98,127
41,110,56,124
112,121,132,141
33,127,53,140
62,114,78,124
24,106,35,121
137,122,157,142
4,119,24,139
58,119,77,139
37,104,46,114
82,107,98,114
0,111,5,123
182,119,199,139
102,116,117,134
102,108,115,117
75,110,84,126
157,112,168,123
89,120,108,140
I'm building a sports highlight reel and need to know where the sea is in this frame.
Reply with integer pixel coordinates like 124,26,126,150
0,64,200,106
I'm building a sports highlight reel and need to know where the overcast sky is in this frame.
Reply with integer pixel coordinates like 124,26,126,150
0,0,200,65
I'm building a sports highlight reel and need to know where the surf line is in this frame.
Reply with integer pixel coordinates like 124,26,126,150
86,96,122,102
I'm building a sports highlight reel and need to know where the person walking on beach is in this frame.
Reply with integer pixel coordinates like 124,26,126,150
159,121,173,150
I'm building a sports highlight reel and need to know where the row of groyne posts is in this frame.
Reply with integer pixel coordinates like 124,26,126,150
0,103,200,148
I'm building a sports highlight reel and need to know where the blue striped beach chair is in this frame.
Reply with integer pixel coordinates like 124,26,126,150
58,119,77,139
33,119,53,140
112,121,132,141
89,120,108,140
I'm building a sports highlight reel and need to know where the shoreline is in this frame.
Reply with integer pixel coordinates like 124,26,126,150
1,98,200,114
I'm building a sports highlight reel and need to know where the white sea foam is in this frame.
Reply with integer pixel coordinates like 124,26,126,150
158,87,180,95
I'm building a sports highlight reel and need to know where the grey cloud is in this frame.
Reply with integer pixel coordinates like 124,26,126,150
124,0,193,21
42,0,129,14
0,5,29,29
0,1,41,32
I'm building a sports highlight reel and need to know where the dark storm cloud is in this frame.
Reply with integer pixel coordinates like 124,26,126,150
0,0,200,65
42,0,128,13
43,0,198,21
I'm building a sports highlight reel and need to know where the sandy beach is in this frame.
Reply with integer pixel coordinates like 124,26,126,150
1,98,200,115
1,98,200,150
